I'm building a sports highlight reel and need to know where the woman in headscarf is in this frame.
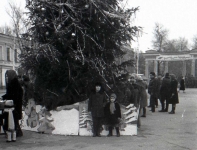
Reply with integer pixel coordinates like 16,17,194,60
169,74,179,114
2,70,23,136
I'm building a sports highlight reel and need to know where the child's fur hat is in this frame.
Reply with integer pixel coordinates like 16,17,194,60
110,93,117,99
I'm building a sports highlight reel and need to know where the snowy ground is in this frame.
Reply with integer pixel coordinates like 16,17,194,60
22,101,138,136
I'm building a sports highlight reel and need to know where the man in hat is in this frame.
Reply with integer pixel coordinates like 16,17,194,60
148,72,158,112
159,73,171,112
88,82,107,137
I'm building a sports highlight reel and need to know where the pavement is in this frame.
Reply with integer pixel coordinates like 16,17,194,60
0,89,197,150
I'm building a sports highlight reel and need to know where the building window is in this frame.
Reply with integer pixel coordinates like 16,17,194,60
14,49,18,63
7,47,10,61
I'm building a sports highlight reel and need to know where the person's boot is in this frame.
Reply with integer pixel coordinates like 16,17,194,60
92,124,96,137
107,127,113,137
12,131,16,142
115,127,120,137
141,108,146,117
169,105,175,114
164,104,169,112
159,102,165,112
6,131,12,142
152,106,155,112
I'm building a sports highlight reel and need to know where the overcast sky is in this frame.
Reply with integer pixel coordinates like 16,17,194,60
1,0,197,52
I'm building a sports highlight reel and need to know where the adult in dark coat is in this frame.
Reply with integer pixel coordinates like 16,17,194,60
169,74,179,114
148,72,158,112
136,76,147,117
129,73,141,128
104,93,121,137
179,76,185,93
88,82,107,137
2,70,23,137
159,73,171,112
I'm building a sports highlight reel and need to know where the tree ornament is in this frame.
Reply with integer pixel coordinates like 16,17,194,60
112,22,114,25
57,24,61,30
85,5,89,9
72,33,75,37
44,19,48,22
41,8,46,11
46,32,49,35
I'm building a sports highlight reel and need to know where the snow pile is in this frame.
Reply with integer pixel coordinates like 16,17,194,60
50,108,79,135
22,105,79,135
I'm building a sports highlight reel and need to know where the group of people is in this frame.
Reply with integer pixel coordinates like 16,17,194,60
0,70,32,142
148,72,179,114
88,71,180,137
0,69,180,140
88,73,148,137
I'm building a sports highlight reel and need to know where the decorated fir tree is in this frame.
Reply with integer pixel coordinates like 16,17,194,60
20,0,140,108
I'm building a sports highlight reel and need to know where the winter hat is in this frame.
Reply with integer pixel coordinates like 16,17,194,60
110,93,117,99
137,76,143,81
5,100,14,108
165,73,170,78
95,82,102,87
150,72,155,76
5,70,17,83
170,74,176,80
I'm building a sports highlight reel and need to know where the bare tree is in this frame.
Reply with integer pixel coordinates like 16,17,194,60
164,38,189,52
152,23,169,52
6,2,28,38
176,37,189,51
152,23,169,74
163,39,177,52
191,35,197,49
0,25,13,35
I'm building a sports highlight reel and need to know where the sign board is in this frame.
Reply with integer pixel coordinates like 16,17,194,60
156,54,193,61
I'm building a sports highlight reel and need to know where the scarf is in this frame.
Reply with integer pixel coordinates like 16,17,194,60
110,102,116,114
4,108,15,130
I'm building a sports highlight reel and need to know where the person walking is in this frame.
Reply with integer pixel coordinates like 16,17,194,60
148,72,158,113
104,93,121,137
2,70,23,137
169,74,179,114
88,82,107,137
159,73,171,112
179,76,185,93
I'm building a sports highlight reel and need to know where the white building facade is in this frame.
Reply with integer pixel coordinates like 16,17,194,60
0,33,21,88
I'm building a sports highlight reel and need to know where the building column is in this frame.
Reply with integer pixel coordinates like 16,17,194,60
154,60,158,75
182,61,186,77
145,60,149,79
191,59,195,77
164,61,168,73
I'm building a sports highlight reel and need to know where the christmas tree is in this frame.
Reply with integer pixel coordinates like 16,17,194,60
20,0,140,108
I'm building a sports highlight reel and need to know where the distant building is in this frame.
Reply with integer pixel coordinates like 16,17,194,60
0,33,21,88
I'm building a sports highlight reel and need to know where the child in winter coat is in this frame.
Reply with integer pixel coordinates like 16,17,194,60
104,93,121,137
3,100,19,142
